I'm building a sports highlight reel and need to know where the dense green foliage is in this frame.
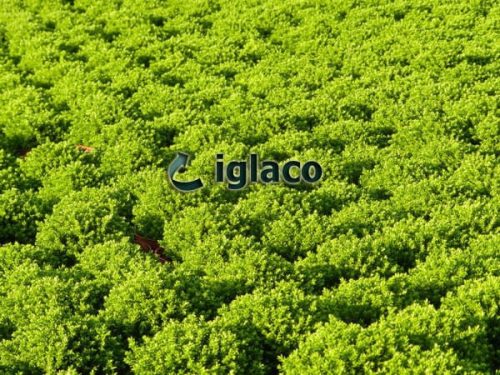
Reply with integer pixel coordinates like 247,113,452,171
0,0,499,373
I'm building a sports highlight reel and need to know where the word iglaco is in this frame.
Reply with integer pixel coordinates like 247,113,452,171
215,153,323,190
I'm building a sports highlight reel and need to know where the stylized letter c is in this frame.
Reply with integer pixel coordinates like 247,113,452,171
168,152,204,192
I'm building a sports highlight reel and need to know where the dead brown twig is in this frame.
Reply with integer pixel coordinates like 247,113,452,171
134,233,172,264
76,144,94,153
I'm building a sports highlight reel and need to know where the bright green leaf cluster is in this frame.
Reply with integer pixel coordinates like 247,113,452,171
0,0,498,373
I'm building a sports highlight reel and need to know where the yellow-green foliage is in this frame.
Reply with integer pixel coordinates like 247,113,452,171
0,0,498,373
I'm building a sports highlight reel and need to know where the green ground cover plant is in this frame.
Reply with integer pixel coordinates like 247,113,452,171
0,0,498,373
